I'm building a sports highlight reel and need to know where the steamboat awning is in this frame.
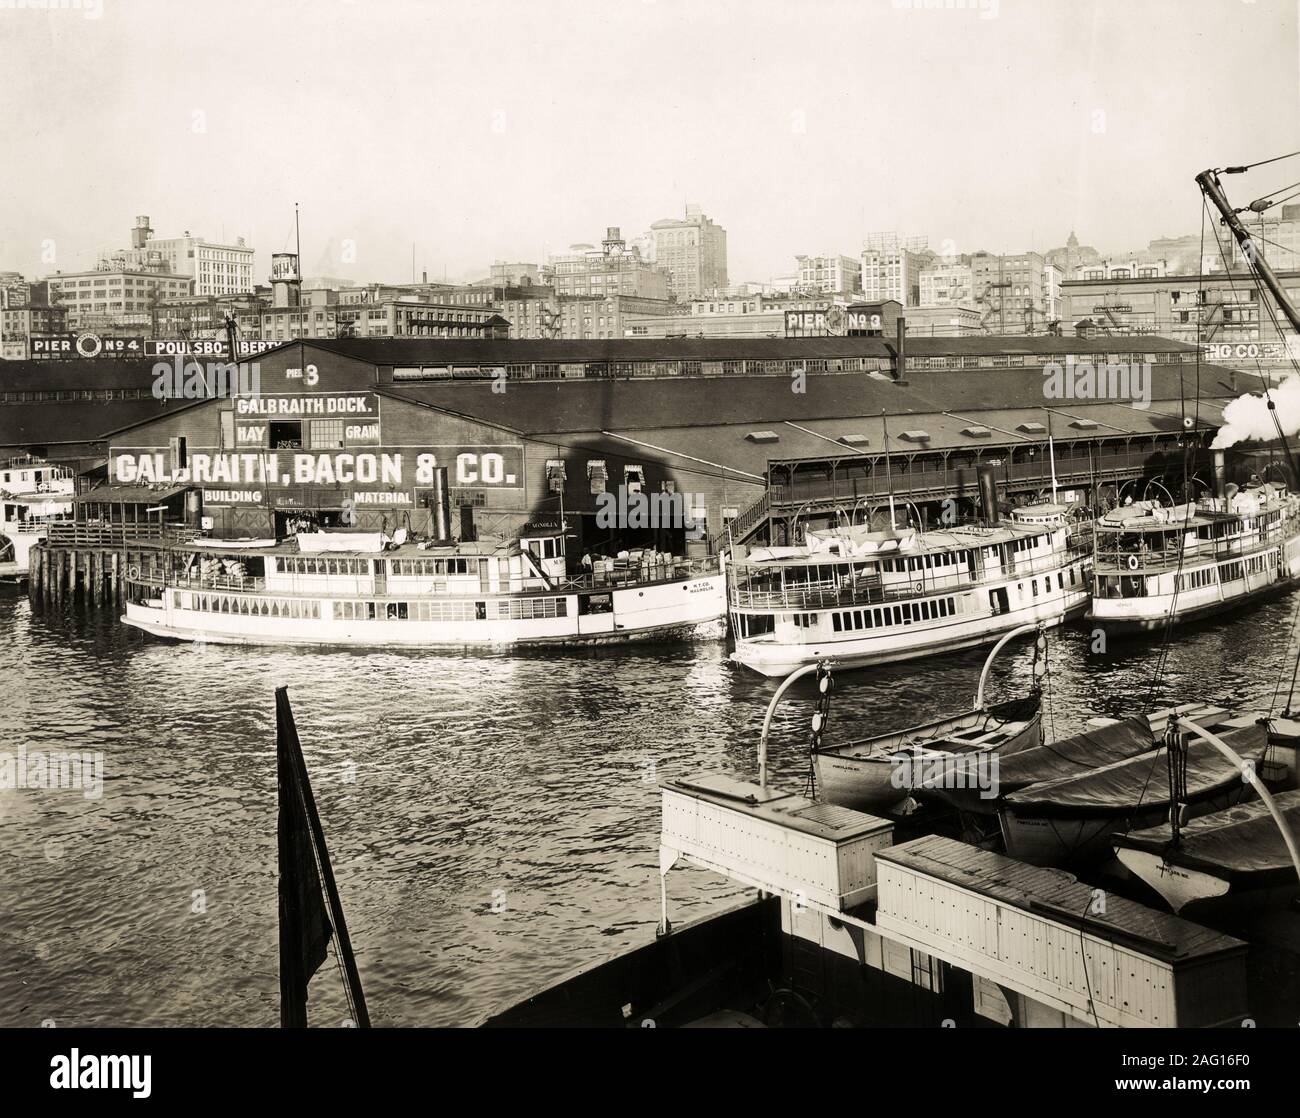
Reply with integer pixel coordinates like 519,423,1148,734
74,484,192,505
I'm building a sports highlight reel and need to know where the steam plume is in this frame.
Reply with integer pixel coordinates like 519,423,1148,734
1212,373,1300,449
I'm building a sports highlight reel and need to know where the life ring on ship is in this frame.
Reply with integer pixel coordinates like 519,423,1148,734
127,564,141,580
1127,554,1140,571
914,582,924,595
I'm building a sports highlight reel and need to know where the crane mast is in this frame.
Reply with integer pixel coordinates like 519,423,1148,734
1196,168,1300,335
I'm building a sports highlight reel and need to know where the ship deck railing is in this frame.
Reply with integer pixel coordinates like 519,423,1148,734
175,571,268,592
729,545,1088,610
137,555,723,597
552,554,721,592
1093,528,1294,573
2,455,73,476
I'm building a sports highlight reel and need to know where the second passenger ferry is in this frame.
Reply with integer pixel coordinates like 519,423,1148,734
123,525,726,648
1088,480,1300,633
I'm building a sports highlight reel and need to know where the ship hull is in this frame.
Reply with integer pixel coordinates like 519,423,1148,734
1088,577,1296,634
732,591,1086,677
1000,783,1254,868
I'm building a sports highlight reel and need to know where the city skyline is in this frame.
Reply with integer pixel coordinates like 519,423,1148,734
2,0,1297,288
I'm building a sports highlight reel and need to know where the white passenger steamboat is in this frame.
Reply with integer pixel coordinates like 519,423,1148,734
122,525,726,648
1088,481,1300,634
727,502,1091,677
0,457,74,583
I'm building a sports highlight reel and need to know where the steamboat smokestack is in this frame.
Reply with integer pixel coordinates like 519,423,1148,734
978,463,1000,526
1213,449,1226,500
430,466,451,542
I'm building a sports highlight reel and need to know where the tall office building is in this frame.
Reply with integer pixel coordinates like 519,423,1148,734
143,215,256,296
861,234,931,307
650,204,728,300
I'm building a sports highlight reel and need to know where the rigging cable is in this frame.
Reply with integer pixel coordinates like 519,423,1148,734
1203,197,1300,454
1128,206,1214,824
1195,190,1300,761
1223,150,1300,174
1138,206,1208,718
1242,179,1300,213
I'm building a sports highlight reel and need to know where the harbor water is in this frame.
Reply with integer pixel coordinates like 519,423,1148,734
1,590,1297,1027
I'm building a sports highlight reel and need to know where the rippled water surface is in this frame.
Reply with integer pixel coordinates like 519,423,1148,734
2,589,1297,1026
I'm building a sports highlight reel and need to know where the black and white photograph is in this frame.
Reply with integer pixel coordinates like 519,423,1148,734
1,0,1298,1086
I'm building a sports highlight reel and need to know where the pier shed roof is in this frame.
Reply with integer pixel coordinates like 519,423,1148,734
376,365,1234,440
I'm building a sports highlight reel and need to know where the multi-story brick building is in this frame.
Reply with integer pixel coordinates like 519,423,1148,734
0,271,30,309
792,254,862,295
0,303,69,360
1076,258,1168,281
969,250,1054,333
45,268,193,331
1235,204,1300,272
1063,269,1300,365
155,294,265,341
236,288,508,343
493,283,678,340
548,228,670,300
918,260,974,306
489,262,541,287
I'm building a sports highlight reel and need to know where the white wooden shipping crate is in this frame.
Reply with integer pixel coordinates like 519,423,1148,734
660,774,893,912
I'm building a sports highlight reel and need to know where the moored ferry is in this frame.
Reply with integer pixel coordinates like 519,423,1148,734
1088,481,1300,634
0,457,74,583
122,527,726,647
727,501,1092,677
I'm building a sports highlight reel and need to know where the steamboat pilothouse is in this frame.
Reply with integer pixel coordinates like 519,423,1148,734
1088,479,1300,634
727,471,1093,677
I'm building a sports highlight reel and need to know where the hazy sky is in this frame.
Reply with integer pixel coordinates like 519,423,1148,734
1,0,1297,286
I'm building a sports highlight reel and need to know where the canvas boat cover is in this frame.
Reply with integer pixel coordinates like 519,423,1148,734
994,715,1154,796
1002,723,1269,818
1113,790,1300,884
